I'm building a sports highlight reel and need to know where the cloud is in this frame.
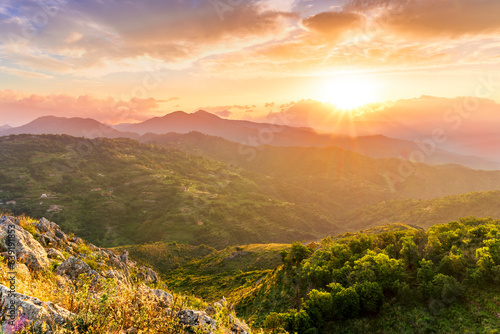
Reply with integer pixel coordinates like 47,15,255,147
0,90,168,126
0,66,53,79
0,0,297,76
346,0,500,38
301,11,364,39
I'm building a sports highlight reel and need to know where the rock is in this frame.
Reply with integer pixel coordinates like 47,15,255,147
205,306,216,316
136,266,159,284
119,250,129,264
0,284,73,332
46,248,65,261
37,234,57,248
177,309,216,332
54,229,68,243
88,243,100,251
140,285,173,306
213,302,223,310
36,217,56,233
56,256,101,285
102,269,131,285
0,215,20,226
229,314,251,334
0,218,49,271
71,237,83,244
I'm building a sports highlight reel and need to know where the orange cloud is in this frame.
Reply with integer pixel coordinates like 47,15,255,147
0,90,172,126
347,0,500,38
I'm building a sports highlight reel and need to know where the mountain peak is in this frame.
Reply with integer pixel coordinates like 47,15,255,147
194,110,220,118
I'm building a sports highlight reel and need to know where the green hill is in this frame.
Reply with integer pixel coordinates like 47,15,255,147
342,190,500,231
118,218,500,333
0,134,340,248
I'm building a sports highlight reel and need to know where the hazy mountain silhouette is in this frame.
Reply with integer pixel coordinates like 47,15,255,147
0,116,139,139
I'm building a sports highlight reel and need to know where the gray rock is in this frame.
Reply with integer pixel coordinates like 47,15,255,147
46,248,65,261
177,309,216,332
136,266,159,284
56,256,101,285
0,284,73,332
205,306,216,316
102,269,131,285
119,250,129,264
0,215,20,226
0,218,49,271
140,285,173,306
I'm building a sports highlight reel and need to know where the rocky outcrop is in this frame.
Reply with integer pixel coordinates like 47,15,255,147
36,218,71,248
102,269,131,285
177,309,216,333
0,215,49,271
0,284,73,332
135,266,159,284
56,256,102,285
46,248,65,261
140,284,173,306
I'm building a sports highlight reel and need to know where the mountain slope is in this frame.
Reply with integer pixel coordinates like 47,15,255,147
341,190,500,231
0,214,251,333
142,132,500,202
0,134,340,248
0,116,138,139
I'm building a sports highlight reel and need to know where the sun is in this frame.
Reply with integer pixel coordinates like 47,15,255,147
317,76,379,110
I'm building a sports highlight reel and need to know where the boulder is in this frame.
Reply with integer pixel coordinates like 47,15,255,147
102,269,131,285
135,266,159,284
0,284,73,332
0,218,49,271
177,309,216,333
140,285,173,306
119,250,129,264
56,256,101,285
46,248,65,261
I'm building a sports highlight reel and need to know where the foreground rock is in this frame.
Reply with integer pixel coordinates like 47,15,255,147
0,284,73,333
56,256,102,285
177,309,217,333
0,215,49,271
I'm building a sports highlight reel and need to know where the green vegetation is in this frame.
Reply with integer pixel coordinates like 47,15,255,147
120,218,500,333
251,217,500,333
0,135,339,248
342,190,500,231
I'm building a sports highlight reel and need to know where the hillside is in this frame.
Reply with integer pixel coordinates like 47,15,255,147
0,134,340,248
117,218,500,333
142,132,500,201
0,214,251,333
342,190,500,231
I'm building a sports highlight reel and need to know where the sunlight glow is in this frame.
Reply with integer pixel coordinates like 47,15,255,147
317,76,379,110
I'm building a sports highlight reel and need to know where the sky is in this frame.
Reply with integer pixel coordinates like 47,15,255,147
0,0,500,126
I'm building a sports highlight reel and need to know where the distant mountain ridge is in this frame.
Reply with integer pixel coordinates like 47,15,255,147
0,115,139,139
1,112,499,170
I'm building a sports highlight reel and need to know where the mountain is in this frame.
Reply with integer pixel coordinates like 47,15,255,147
0,134,341,248
2,113,496,169
341,190,500,231
142,131,500,170
0,124,12,131
141,132,500,202
0,115,139,139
